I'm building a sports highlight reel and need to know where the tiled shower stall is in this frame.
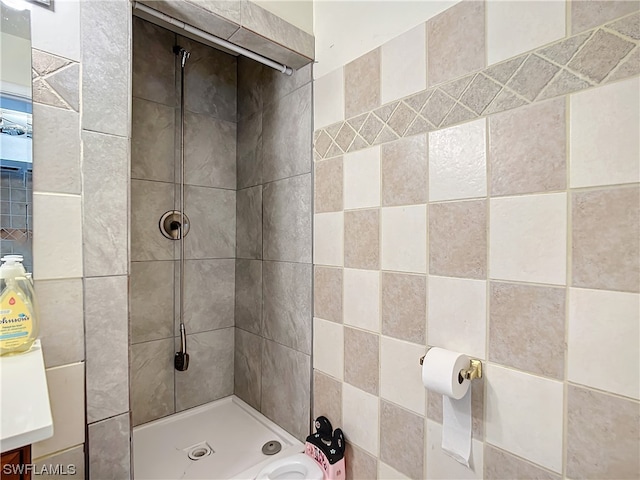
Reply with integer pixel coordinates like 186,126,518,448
129,17,313,439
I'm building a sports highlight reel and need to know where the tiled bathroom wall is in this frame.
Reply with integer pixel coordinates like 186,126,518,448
313,2,639,479
129,17,237,426
234,57,313,441
29,0,132,478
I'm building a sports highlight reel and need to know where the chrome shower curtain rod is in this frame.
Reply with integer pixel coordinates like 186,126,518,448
132,1,294,76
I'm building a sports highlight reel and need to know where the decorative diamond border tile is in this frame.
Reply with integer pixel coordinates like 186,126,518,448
314,11,640,159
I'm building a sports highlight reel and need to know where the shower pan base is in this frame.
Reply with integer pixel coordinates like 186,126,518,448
132,396,303,480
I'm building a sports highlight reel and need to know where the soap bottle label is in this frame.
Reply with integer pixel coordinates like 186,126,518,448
0,288,33,351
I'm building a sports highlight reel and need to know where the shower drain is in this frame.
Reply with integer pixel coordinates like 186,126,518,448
262,440,282,455
185,441,214,461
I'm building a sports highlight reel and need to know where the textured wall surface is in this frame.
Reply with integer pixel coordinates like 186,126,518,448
129,17,237,427
234,56,313,441
312,2,640,479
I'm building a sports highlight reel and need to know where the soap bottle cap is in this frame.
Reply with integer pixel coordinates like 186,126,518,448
1,255,24,264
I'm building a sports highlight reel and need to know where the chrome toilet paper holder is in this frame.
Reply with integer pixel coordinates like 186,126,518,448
419,351,483,381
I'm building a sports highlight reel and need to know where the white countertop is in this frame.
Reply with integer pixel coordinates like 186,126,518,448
0,340,53,453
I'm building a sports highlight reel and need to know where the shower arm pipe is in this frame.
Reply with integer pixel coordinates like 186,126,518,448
132,1,294,76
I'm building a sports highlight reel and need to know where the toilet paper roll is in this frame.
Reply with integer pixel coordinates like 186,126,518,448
421,347,471,400
421,347,472,467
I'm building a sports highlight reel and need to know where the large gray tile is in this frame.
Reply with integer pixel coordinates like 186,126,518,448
132,16,176,107
234,327,262,410
263,174,312,263
82,0,129,136
182,259,235,333
181,36,237,122
263,261,312,354
36,279,84,368
85,276,129,423
131,338,175,426
175,328,234,411
33,104,80,194
142,0,240,41
131,97,175,183
82,131,128,276
88,413,130,480
262,83,312,182
236,185,262,259
235,259,262,334
229,27,311,70
262,339,311,441
344,327,379,395
130,261,174,343
240,0,314,59
237,111,263,189
485,445,560,480
263,61,312,108
184,185,236,259
238,55,264,119
35,445,85,480
184,110,236,189
131,179,175,261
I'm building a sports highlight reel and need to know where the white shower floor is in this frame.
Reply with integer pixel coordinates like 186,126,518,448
133,395,304,480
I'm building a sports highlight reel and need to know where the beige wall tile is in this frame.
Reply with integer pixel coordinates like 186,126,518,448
314,157,343,213
344,49,381,118
428,276,486,359
429,119,487,202
344,268,380,332
381,272,426,344
567,385,640,479
313,370,342,426
345,442,378,480
570,77,640,188
33,193,83,280
33,363,85,458
381,205,427,273
487,0,566,65
571,0,640,34
343,146,381,209
381,135,428,207
313,318,344,380
427,0,485,86
314,68,345,129
382,24,427,103
489,282,565,379
314,212,344,267
32,104,81,194
490,193,567,285
379,462,410,480
380,336,425,415
344,327,380,395
429,200,487,279
484,445,560,480
485,363,564,473
342,383,379,456
572,186,639,292
34,445,85,479
344,209,380,269
36,279,84,368
314,266,343,323
489,98,566,196
380,400,424,480
426,419,483,479
568,288,640,399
